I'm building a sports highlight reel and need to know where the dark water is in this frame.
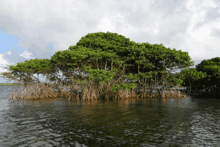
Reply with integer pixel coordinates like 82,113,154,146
0,85,220,147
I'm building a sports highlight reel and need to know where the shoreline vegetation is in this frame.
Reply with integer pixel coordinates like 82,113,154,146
7,78,188,102
5,78,218,102
1,32,220,101
2,82,216,101
0,83,25,86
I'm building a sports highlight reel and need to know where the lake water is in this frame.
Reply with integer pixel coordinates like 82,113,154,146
0,85,220,147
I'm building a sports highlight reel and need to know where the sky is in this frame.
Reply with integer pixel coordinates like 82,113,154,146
0,0,220,84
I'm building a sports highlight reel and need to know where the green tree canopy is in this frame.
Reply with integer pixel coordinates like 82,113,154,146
67,31,194,86
1,58,56,86
193,57,220,92
1,31,197,93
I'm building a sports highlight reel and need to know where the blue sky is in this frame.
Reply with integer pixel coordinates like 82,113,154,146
0,0,219,84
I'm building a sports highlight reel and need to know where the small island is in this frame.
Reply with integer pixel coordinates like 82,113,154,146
1,32,219,101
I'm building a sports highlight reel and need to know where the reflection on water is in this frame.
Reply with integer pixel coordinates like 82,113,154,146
0,85,220,147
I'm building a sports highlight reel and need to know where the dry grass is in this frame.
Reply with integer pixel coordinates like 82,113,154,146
8,77,189,102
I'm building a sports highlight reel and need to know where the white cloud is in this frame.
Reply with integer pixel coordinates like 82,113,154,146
0,0,220,83
0,54,10,70
19,50,33,59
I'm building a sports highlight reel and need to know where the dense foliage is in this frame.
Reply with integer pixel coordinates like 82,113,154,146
192,57,220,95
1,31,219,96
1,59,56,87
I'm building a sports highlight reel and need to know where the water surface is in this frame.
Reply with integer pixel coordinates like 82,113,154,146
0,85,220,147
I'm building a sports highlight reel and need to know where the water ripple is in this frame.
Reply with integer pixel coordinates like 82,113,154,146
0,85,220,146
